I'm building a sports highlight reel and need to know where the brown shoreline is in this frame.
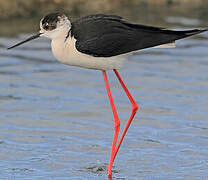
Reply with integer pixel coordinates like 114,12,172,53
0,0,206,20
0,0,207,36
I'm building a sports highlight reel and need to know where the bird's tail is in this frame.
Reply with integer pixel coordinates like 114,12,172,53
180,29,207,38
153,29,207,49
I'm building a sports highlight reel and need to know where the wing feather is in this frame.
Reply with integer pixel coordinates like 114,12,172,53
71,14,206,57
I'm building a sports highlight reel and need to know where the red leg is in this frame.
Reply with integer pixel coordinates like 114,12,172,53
112,69,138,161
102,70,120,177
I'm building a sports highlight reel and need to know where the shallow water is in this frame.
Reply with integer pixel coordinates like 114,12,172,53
0,17,208,180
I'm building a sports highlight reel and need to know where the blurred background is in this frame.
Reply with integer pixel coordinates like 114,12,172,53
0,0,208,35
0,0,208,180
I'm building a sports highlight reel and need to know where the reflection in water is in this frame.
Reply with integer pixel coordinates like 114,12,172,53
0,12,208,180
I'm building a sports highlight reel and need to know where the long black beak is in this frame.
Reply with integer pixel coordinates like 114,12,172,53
7,32,43,50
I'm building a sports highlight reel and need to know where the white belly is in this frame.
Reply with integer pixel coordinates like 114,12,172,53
51,37,125,70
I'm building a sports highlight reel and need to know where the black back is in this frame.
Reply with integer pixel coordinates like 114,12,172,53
71,14,206,57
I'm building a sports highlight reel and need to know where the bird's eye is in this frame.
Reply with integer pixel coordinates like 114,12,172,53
44,24,50,31
43,23,56,31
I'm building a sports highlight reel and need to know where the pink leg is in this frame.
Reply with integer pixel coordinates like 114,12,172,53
112,69,138,161
102,70,120,177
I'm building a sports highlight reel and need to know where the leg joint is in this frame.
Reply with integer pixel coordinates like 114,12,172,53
132,103,139,113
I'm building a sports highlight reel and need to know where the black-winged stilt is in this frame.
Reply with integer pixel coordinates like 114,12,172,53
8,12,207,178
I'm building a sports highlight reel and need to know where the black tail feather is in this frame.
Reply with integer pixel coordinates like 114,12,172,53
181,29,207,38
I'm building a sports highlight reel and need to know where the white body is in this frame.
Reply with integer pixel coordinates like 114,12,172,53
51,35,175,70
51,35,125,70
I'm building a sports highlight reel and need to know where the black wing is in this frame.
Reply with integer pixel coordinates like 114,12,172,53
71,14,206,57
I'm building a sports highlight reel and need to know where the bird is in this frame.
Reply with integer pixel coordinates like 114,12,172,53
8,12,207,178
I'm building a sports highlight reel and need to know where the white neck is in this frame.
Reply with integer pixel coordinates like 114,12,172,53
51,32,74,63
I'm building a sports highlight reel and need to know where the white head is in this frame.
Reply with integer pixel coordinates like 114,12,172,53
40,12,71,39
8,12,71,49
